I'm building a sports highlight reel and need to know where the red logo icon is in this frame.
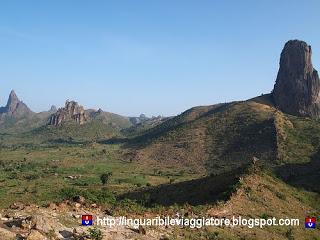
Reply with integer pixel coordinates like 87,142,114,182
82,215,93,226
305,217,316,229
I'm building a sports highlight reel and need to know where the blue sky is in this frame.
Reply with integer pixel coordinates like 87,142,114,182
0,1,319,116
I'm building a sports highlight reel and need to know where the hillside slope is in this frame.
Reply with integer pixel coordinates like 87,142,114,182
125,94,320,190
126,96,277,174
201,168,320,240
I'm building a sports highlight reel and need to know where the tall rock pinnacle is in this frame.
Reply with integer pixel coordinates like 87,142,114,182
6,90,20,112
273,40,320,118
0,90,32,117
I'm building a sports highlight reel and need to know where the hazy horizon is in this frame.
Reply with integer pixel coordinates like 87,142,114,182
1,1,320,116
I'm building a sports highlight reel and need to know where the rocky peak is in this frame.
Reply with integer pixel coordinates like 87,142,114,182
0,90,32,117
48,100,88,126
49,105,57,113
129,113,149,125
273,40,320,118
6,90,19,112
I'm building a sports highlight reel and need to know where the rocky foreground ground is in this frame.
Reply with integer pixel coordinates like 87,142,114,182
0,200,171,240
1,169,319,240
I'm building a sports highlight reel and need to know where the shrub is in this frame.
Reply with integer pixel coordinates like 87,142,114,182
206,231,220,240
285,228,294,240
88,227,103,240
276,191,287,200
24,173,40,180
100,172,112,185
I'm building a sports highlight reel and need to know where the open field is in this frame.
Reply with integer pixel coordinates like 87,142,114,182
0,142,201,209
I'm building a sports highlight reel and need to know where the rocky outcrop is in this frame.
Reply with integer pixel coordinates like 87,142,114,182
48,100,88,126
0,202,167,240
129,114,149,125
49,105,57,113
273,40,320,118
0,90,33,118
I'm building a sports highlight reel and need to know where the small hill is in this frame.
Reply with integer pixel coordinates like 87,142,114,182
126,100,277,174
86,108,132,130
26,119,129,144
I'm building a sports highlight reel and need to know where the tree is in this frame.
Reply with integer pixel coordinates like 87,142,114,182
100,172,112,185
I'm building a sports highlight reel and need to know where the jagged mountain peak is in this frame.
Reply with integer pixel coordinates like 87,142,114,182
0,90,32,117
49,105,57,113
48,100,88,126
9,90,18,100
6,90,20,112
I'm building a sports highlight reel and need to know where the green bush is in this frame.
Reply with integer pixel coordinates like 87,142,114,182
88,227,103,240
100,172,112,185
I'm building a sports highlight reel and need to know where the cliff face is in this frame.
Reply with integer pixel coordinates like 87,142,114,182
273,40,320,118
48,100,87,126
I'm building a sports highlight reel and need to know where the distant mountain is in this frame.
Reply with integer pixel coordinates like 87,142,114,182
0,90,33,118
14,99,134,142
47,99,136,130
49,105,57,113
0,94,148,136
129,114,149,125
48,100,88,126
0,90,42,132
124,114,169,136
86,108,132,130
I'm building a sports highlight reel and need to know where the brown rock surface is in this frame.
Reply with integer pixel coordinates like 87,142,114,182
0,203,167,240
0,227,16,240
273,40,320,118
27,230,48,240
48,100,88,126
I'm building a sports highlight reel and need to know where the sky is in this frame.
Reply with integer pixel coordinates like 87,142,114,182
0,1,319,117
